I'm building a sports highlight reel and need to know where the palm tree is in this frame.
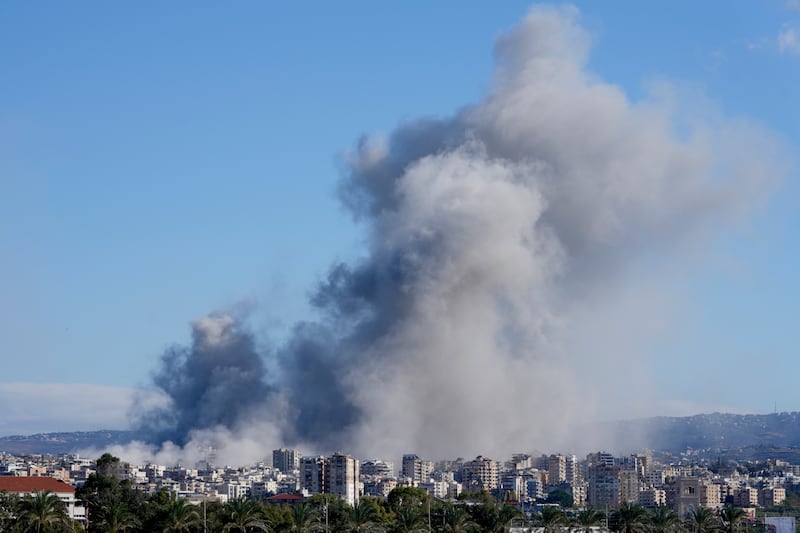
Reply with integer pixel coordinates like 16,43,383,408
345,500,383,533
718,505,747,533
685,506,720,533
535,506,569,533
442,503,477,533
162,496,202,533
473,502,523,533
17,490,71,533
649,506,680,533
392,506,427,533
97,500,140,533
290,503,321,533
612,502,649,533
575,507,606,533
222,498,271,532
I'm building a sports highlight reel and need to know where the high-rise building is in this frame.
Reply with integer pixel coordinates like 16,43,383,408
566,455,581,485
587,462,620,508
402,454,433,486
272,448,300,473
618,469,640,504
327,453,360,506
639,487,666,508
548,455,567,486
300,453,360,506
699,481,721,508
300,456,327,495
461,456,499,491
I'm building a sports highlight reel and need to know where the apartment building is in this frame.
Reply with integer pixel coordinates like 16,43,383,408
461,456,499,491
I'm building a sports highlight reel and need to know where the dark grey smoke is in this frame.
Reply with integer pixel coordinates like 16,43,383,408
133,315,272,446
134,5,785,462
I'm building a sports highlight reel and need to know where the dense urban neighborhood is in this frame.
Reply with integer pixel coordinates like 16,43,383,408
2,443,800,532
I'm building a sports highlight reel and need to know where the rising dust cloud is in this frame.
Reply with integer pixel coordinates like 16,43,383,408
115,5,784,466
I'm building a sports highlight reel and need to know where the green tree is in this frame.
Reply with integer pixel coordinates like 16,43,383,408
442,503,477,533
574,507,605,533
391,506,426,533
718,505,747,533
344,500,383,533
469,501,521,533
260,504,294,532
161,496,201,533
77,454,146,531
611,502,649,533
0,490,21,532
95,500,140,533
546,490,574,508
649,506,680,533
289,503,321,533
17,490,71,533
685,506,720,533
221,498,271,532
534,506,569,533
95,454,124,479
387,488,429,513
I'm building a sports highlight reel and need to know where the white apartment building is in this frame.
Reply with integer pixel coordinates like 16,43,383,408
0,477,86,524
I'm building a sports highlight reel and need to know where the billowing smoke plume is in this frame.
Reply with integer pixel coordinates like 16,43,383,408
128,5,784,464
132,315,275,446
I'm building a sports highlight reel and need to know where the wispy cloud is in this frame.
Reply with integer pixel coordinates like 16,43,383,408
778,22,800,54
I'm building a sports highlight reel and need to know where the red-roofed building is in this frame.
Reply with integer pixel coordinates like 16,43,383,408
0,476,86,523
265,492,305,505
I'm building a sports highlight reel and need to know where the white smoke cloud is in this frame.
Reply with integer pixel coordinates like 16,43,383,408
124,4,787,466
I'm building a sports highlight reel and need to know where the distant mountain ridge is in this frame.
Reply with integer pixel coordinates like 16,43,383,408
615,411,800,451
0,430,134,455
1,412,799,457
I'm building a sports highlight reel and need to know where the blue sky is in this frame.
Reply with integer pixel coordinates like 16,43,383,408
1,1,798,435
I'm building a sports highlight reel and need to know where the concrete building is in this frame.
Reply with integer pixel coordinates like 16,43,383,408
548,455,567,486
699,481,721,509
571,482,588,507
363,478,397,499
587,458,619,508
361,460,394,477
639,487,667,508
527,479,546,500
734,487,759,507
619,469,640,504
566,455,581,485
300,456,327,495
500,474,527,499
272,448,300,473
461,456,499,491
327,453,360,506
675,477,700,518
401,455,433,486
0,477,86,524
762,487,786,507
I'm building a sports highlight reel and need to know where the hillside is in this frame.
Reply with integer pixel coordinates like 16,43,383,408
1,412,799,457
0,430,134,455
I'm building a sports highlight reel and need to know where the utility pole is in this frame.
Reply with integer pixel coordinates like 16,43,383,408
428,496,431,532
325,494,329,533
